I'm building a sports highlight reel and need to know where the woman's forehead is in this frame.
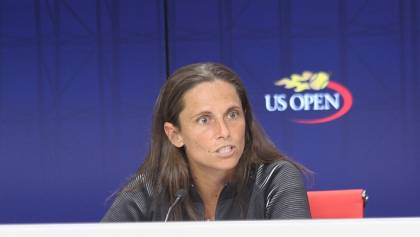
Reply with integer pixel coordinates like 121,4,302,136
180,80,242,116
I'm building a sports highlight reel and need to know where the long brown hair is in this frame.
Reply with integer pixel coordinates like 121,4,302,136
131,62,306,220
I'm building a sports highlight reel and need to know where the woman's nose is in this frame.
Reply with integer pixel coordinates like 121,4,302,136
216,119,230,139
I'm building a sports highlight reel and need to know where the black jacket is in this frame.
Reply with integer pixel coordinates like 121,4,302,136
102,160,311,221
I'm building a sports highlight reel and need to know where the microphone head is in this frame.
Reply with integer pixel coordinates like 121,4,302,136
175,189,187,200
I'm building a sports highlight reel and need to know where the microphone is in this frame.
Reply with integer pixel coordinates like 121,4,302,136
164,189,187,222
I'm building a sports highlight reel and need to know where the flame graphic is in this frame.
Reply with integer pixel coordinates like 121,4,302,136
275,71,330,92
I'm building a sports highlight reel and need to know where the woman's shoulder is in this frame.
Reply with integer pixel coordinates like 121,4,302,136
255,159,302,175
101,174,155,222
253,159,304,189
123,174,155,195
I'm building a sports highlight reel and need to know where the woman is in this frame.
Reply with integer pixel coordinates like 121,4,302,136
102,62,311,221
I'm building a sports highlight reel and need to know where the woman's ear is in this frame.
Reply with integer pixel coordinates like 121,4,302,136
163,122,184,147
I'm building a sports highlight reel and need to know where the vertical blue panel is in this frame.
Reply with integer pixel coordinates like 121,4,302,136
0,0,165,223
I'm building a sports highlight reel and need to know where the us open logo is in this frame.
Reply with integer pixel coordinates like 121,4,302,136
264,71,353,124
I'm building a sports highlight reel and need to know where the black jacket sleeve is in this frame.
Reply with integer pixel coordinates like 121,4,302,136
101,189,150,222
261,160,311,219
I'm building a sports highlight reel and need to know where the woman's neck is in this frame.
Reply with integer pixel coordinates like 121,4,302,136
191,168,233,220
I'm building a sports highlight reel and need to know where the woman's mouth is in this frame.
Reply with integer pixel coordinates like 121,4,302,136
215,145,235,157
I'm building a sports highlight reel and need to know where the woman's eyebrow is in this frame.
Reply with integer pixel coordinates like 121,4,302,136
226,105,241,110
190,111,212,119
224,105,242,113
189,105,242,119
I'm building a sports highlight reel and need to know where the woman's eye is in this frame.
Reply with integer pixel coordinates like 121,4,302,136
197,116,209,125
228,111,239,119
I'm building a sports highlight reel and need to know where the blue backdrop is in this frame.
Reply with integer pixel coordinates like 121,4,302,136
0,0,419,223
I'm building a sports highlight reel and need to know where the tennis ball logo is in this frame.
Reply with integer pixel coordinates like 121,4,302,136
275,71,330,92
309,72,329,90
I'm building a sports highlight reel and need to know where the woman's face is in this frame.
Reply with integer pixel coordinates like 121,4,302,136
165,80,246,179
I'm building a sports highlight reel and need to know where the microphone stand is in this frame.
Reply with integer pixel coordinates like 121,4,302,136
164,189,186,222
